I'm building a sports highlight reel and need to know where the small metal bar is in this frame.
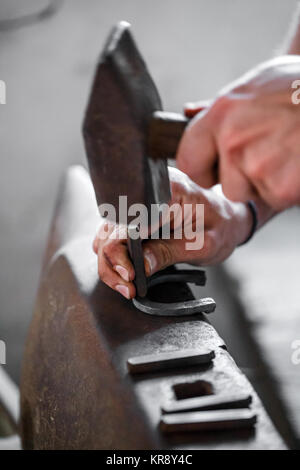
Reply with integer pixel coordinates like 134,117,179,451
160,409,257,434
127,349,215,375
161,393,252,414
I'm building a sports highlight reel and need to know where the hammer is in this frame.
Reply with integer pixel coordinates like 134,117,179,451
83,21,191,297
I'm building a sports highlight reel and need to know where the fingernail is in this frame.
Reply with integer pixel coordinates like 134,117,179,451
144,251,157,275
116,284,130,299
115,265,129,282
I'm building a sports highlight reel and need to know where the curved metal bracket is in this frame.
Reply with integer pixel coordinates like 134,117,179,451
132,269,216,317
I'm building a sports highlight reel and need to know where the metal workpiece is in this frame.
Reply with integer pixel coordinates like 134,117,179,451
160,409,257,434
127,349,215,375
133,295,216,316
132,268,216,316
20,167,286,449
127,222,216,313
161,393,252,414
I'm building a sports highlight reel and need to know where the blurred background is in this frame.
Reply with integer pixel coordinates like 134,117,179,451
0,0,299,448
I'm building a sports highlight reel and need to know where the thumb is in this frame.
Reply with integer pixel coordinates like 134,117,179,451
143,239,185,276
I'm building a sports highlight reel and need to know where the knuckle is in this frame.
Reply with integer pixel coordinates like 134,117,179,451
246,160,265,181
213,94,231,112
219,127,240,157
211,95,233,123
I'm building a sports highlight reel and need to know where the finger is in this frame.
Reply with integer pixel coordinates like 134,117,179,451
184,100,211,118
98,255,136,299
176,110,218,188
143,240,176,276
93,221,115,254
102,240,135,282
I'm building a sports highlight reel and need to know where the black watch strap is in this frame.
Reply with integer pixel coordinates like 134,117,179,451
238,200,258,246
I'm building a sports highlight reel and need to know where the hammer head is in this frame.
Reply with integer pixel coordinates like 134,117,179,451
83,21,171,224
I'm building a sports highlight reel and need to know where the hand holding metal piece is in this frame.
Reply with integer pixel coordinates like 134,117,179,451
127,227,216,316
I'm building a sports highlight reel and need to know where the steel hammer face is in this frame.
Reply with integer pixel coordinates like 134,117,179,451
83,21,171,225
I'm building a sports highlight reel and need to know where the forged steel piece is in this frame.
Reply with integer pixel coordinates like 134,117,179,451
133,269,216,316
20,167,287,449
132,269,215,316
133,294,216,316
161,393,252,414
160,409,257,434
127,349,215,375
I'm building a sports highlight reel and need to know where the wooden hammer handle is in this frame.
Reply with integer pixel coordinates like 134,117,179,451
148,111,189,159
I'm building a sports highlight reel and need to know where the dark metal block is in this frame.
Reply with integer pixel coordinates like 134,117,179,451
127,349,215,375
160,409,257,434
161,393,252,414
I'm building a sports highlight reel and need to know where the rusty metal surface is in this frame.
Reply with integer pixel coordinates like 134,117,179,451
20,167,286,449
83,21,171,222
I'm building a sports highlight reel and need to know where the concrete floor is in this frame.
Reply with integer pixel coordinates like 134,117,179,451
0,0,298,388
